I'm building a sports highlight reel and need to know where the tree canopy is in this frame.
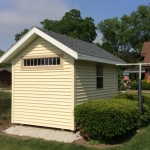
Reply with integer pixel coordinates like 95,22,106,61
40,9,97,43
0,50,11,68
15,29,29,42
14,6,150,63
15,9,97,43
0,50,4,57
98,5,150,54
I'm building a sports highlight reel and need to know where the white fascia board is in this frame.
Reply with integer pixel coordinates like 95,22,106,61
0,27,78,63
34,28,78,59
78,54,126,65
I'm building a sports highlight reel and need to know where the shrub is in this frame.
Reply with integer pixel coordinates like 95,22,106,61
131,82,138,90
131,80,150,90
113,93,150,125
113,93,150,109
74,99,141,141
141,104,150,124
142,80,150,90
130,73,135,81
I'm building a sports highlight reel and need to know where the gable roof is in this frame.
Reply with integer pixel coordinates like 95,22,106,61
0,68,11,73
0,26,125,65
141,42,150,63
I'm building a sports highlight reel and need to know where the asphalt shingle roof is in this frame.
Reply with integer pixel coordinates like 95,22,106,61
36,27,124,63
0,68,11,72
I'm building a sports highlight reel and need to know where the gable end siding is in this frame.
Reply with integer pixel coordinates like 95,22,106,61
12,36,74,130
75,60,118,104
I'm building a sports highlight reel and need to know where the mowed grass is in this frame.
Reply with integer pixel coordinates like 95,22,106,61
0,134,100,150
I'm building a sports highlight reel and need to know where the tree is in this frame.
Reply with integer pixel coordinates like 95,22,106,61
0,50,4,56
40,9,97,43
116,52,138,63
97,5,150,54
0,50,11,68
98,17,120,53
15,28,29,42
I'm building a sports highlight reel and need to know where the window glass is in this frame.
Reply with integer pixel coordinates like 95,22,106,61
27,59,30,66
31,59,33,66
49,58,52,65
24,60,27,66
57,57,60,65
41,58,44,65
45,58,48,65
38,59,41,66
34,59,37,66
53,58,56,65
96,64,103,89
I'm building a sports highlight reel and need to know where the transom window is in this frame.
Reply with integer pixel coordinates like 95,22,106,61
23,57,60,66
96,64,103,89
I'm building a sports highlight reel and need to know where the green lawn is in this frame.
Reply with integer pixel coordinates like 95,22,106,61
1,125,150,150
0,134,99,150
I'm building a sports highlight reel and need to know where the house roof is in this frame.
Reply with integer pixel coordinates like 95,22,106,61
0,27,125,65
0,68,11,73
141,42,150,63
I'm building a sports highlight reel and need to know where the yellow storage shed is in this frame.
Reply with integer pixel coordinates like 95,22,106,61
0,27,125,131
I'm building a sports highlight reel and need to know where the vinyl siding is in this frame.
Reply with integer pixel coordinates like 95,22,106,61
75,60,118,104
12,36,75,130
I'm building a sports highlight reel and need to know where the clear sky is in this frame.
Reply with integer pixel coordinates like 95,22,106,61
0,0,149,51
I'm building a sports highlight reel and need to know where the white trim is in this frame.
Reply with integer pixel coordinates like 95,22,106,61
71,59,75,131
0,27,78,63
116,63,150,66
78,54,125,65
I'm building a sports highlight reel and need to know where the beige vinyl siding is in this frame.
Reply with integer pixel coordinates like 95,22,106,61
12,36,75,130
75,60,118,104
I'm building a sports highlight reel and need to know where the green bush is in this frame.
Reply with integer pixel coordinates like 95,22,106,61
131,80,150,90
74,99,141,141
130,73,135,81
113,93,150,109
113,93,150,125
131,82,138,90
142,80,150,90
141,104,150,124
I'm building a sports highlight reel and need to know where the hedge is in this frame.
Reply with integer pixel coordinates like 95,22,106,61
113,93,150,125
74,99,141,140
131,80,150,90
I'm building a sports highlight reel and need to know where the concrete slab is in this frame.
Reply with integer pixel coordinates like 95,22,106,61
4,125,82,143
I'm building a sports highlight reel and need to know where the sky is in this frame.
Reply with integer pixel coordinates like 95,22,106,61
0,0,150,51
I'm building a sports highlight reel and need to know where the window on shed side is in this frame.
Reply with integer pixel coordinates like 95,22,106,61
23,57,61,67
96,64,103,89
